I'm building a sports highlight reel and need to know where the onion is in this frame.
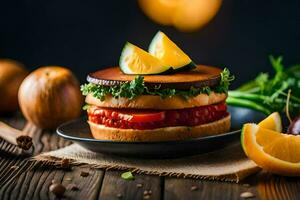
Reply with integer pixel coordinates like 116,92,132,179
0,59,28,113
18,66,83,129
287,115,300,135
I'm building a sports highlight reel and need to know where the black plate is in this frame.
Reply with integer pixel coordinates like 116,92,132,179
57,106,266,158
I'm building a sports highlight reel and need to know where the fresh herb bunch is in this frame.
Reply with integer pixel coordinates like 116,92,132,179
81,68,234,101
215,68,235,93
227,56,300,116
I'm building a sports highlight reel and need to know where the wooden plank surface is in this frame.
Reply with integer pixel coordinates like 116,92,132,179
1,114,300,200
99,170,162,200
164,176,258,200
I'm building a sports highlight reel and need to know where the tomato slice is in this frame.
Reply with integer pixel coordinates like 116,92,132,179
89,107,165,123
122,111,165,122
87,102,228,130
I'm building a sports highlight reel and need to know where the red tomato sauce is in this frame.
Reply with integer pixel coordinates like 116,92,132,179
87,102,228,130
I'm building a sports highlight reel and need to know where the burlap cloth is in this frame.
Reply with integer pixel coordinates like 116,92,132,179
34,142,260,183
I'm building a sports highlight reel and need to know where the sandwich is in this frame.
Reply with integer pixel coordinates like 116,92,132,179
81,31,234,142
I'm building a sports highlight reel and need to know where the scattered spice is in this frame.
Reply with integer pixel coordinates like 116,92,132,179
80,171,89,177
121,171,134,180
240,192,255,199
49,183,66,197
190,185,198,191
10,165,19,170
0,121,33,150
136,183,143,188
65,177,72,181
143,190,152,199
61,158,70,169
67,183,79,191
116,193,123,198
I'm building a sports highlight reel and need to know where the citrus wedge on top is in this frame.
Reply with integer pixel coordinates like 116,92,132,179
242,123,300,176
258,112,282,132
119,42,170,74
148,31,195,70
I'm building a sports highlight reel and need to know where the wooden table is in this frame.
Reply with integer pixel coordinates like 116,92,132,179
1,114,300,200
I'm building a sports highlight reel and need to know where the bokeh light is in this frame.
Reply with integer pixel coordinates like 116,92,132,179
138,0,223,32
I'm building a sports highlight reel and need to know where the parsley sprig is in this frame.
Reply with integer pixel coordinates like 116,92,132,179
81,68,234,101
227,56,300,116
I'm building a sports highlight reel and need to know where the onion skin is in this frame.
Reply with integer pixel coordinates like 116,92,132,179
18,66,83,129
0,59,28,113
288,116,300,135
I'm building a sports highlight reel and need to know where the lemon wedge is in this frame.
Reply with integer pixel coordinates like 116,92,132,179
148,31,195,70
119,42,170,74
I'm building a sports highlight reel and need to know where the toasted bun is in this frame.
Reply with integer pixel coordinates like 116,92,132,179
85,92,226,110
88,114,231,142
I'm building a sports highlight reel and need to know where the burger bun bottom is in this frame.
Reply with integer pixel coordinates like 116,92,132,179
88,114,231,142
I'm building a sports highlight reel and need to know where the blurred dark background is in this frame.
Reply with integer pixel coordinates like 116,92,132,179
0,0,299,87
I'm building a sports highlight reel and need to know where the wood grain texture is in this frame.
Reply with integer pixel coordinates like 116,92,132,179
99,170,162,200
61,167,104,200
257,172,300,200
164,177,259,200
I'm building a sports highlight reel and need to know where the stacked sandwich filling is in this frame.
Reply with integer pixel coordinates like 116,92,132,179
87,102,228,130
81,66,233,132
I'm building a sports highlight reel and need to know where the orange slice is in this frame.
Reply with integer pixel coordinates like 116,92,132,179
242,123,300,176
258,112,282,132
242,112,282,155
